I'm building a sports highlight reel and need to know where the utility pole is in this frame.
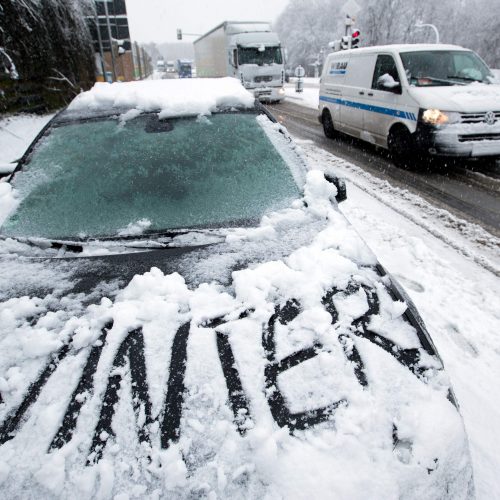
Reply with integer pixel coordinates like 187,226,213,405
134,41,142,80
102,0,117,81
94,8,106,80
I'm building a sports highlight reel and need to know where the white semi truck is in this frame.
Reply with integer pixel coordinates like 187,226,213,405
194,21,285,102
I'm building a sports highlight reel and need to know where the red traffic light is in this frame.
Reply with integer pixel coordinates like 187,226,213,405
352,30,360,38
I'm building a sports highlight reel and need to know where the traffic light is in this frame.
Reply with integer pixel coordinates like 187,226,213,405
341,36,350,50
351,30,360,48
177,29,182,40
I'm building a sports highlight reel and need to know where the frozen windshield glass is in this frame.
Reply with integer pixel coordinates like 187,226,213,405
1,113,300,240
400,50,493,86
238,46,283,66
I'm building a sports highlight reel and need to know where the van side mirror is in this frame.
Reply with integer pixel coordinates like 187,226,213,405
377,73,401,93
324,173,347,203
230,49,238,68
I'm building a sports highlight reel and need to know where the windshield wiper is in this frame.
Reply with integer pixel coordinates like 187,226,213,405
418,76,467,86
447,75,486,84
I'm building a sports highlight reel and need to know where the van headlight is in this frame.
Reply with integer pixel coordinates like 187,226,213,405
421,109,460,125
278,87,285,95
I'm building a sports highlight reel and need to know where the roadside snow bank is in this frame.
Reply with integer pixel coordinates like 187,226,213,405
284,83,319,110
299,141,499,498
298,142,500,276
68,78,255,117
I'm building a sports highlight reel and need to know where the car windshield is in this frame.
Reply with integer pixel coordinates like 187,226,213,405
400,50,493,86
238,46,283,65
1,112,301,240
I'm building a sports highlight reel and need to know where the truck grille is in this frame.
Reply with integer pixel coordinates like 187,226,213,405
254,76,273,83
460,112,500,124
458,133,500,142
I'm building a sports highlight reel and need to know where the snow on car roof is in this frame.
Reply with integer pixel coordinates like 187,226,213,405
67,77,255,118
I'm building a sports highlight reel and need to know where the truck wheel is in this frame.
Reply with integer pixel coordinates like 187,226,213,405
322,109,336,139
388,126,415,168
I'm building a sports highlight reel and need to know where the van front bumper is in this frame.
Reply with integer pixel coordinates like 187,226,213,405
414,122,500,158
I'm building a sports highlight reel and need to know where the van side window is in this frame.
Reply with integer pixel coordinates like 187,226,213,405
372,55,401,92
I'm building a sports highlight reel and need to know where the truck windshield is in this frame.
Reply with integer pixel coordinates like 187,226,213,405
400,50,493,86
1,112,300,240
238,46,283,66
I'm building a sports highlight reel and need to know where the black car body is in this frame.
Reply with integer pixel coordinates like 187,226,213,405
0,79,473,499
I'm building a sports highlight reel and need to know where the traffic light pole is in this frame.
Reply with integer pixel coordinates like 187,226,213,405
176,29,202,41
345,16,352,49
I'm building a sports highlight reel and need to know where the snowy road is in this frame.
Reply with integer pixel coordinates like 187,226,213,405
0,113,499,498
269,100,500,238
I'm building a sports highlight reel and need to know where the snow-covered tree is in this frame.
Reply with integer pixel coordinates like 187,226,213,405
0,0,95,112
275,0,346,72
276,0,500,71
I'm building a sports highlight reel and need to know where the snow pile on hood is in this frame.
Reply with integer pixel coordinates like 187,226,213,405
451,81,500,101
0,168,473,499
0,182,18,227
411,81,500,112
67,78,255,118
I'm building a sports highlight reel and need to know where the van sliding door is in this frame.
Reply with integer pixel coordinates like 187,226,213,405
339,54,376,138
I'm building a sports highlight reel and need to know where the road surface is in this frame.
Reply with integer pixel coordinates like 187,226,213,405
267,101,500,237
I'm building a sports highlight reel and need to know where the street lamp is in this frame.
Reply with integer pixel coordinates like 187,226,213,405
415,22,440,44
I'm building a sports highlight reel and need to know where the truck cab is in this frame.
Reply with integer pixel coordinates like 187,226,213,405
194,22,286,103
176,59,192,78
228,24,285,102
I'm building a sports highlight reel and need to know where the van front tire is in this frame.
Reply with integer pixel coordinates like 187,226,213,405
322,109,337,139
388,126,415,168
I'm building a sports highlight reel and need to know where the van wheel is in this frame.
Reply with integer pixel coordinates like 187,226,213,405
388,126,414,168
322,110,336,139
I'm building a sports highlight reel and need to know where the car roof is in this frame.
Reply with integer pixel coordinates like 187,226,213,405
327,43,468,58
59,77,256,123
53,101,264,126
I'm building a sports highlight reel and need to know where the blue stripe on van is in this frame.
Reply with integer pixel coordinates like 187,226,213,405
329,70,347,75
319,95,417,121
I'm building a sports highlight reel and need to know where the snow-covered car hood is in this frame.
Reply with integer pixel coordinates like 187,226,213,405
0,168,473,499
408,82,500,112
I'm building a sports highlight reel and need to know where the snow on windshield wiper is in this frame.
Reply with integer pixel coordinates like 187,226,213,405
1,229,227,256
0,235,84,253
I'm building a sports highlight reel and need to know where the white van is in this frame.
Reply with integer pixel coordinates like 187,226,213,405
319,44,500,163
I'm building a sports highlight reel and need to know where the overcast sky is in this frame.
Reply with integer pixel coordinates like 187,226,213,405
125,0,289,44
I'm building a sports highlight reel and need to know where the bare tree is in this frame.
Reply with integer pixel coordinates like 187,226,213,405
276,0,500,70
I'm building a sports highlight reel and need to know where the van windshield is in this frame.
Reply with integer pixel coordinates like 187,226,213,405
238,46,283,66
400,50,493,86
